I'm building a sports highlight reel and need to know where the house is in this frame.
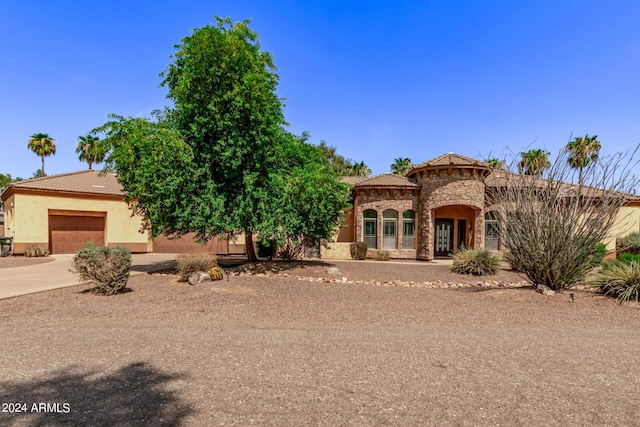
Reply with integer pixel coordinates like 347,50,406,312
0,170,245,255
321,153,640,260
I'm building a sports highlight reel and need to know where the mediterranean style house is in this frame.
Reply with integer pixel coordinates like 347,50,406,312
321,152,640,260
2,153,638,258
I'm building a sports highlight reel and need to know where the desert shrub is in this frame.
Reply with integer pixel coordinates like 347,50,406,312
451,248,501,276
617,232,640,254
176,252,217,281
71,246,132,295
591,260,640,304
350,242,368,260
24,245,49,257
502,251,520,272
208,266,225,281
374,250,391,261
619,252,640,263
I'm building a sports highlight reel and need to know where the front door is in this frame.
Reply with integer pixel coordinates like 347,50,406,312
434,218,454,257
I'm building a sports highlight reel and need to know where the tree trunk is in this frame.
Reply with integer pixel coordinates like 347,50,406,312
41,156,45,176
245,230,257,262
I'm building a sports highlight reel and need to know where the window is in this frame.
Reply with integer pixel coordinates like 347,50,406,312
485,211,500,251
402,210,415,249
382,210,398,249
363,210,377,249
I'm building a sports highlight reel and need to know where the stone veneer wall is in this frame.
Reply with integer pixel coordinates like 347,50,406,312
415,169,486,260
354,189,420,259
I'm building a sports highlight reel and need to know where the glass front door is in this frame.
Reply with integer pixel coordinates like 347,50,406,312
434,218,454,257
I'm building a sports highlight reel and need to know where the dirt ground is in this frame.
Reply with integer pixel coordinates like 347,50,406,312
1,259,639,426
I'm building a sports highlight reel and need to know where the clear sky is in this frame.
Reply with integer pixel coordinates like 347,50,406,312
2,1,640,179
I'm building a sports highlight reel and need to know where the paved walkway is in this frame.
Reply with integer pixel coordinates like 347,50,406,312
0,253,178,300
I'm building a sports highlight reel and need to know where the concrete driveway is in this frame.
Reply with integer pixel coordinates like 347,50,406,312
0,253,178,300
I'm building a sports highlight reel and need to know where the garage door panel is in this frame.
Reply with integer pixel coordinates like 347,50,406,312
49,215,105,254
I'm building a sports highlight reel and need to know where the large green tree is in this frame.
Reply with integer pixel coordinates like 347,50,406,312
315,140,370,176
518,149,551,175
27,133,56,175
76,134,106,170
99,17,350,261
565,134,601,183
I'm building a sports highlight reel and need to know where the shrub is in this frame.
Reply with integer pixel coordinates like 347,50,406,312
617,232,640,254
350,242,368,260
451,248,501,276
591,260,640,304
71,246,132,295
619,252,640,263
176,252,218,281
24,245,49,257
374,250,391,261
257,239,278,258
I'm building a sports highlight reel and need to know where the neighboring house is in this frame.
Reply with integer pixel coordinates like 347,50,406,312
322,152,640,260
0,170,244,255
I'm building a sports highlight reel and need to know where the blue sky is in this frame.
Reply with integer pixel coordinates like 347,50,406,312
2,1,640,179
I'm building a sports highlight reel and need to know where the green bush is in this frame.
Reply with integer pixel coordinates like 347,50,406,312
617,232,640,254
591,260,640,304
619,252,640,263
71,246,132,295
451,248,501,276
349,242,368,260
374,250,391,261
257,238,278,258
176,252,218,280
24,245,49,257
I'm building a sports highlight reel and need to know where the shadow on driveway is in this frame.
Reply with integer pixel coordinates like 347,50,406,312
0,362,192,426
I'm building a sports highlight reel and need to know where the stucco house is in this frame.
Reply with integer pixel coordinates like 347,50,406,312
0,170,244,255
322,153,640,260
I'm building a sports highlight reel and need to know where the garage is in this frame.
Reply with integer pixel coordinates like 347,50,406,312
48,212,106,254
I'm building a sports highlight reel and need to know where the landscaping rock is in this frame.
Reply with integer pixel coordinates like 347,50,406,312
536,284,555,295
189,271,211,285
327,267,342,276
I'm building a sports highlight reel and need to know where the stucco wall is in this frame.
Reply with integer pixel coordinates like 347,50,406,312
606,205,640,252
11,192,150,252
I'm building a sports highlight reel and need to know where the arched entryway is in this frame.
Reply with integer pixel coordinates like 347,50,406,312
433,205,477,257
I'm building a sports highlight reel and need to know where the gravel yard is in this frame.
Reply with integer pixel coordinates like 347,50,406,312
1,259,639,426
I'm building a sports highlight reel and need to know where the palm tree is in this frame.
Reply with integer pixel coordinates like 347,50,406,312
350,161,371,177
565,134,601,183
391,157,412,175
518,149,550,175
76,135,106,170
485,157,506,171
27,133,56,176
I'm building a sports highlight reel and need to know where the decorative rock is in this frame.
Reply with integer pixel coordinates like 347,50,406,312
327,267,342,276
188,271,211,285
536,284,556,295
341,277,347,282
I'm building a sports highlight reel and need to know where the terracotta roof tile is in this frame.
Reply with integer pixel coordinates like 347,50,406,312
341,176,369,185
413,153,489,169
4,170,124,197
353,173,420,188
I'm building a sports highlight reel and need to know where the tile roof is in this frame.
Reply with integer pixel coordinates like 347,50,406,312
412,153,489,169
3,170,124,197
353,173,420,188
341,176,369,185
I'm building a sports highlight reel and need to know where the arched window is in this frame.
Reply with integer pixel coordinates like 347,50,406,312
382,210,398,249
363,210,377,249
402,210,416,249
485,211,500,251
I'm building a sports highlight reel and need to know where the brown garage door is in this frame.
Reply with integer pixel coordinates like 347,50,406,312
49,214,105,254
152,233,229,254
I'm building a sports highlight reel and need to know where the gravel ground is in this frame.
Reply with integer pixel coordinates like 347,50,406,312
1,260,639,426
0,256,54,269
